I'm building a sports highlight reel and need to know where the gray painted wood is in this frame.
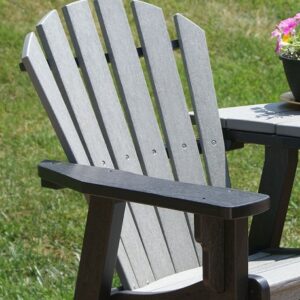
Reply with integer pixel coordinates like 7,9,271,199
36,10,112,168
24,1,300,297
275,94,300,135
63,0,140,173
136,252,300,299
65,1,180,286
121,205,156,287
35,7,155,289
95,0,173,179
22,31,126,297
175,14,226,188
132,0,202,270
22,32,89,166
277,119,300,137
250,253,297,273
219,102,300,134
63,1,160,288
117,240,139,290
95,0,177,283
132,1,205,185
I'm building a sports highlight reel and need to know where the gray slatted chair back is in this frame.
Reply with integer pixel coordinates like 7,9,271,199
21,0,227,290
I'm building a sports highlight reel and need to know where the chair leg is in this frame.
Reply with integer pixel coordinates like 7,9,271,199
249,146,298,253
195,216,249,299
74,196,126,300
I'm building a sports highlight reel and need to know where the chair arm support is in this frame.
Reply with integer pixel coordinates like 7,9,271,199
38,160,270,220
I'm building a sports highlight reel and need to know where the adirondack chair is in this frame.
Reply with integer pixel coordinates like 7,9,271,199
20,0,300,299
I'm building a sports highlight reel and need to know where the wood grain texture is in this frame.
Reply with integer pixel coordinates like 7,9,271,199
22,33,89,165
95,0,172,178
249,146,298,253
132,1,204,185
132,0,203,271
38,160,270,219
74,196,125,300
175,14,226,188
63,0,165,288
95,0,178,283
36,10,112,168
63,0,140,173
111,250,300,299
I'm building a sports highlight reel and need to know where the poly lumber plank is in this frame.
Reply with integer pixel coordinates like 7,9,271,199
65,0,179,286
37,7,156,288
63,0,141,173
175,14,226,188
132,0,202,270
137,252,300,299
219,102,300,133
95,0,176,283
36,10,112,167
133,1,205,185
95,0,173,179
22,32,89,166
64,2,159,288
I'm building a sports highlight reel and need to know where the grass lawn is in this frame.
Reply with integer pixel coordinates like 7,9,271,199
1,0,300,298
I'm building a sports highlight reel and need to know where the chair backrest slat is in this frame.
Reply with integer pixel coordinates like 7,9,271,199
23,30,154,291
132,1,206,269
96,0,204,273
22,33,89,165
37,3,175,287
95,0,182,282
117,240,139,290
63,1,140,173
36,10,112,168
175,14,227,188
121,206,156,287
95,0,172,179
63,2,162,288
132,1,205,186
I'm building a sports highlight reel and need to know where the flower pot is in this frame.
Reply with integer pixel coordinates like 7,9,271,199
280,55,300,102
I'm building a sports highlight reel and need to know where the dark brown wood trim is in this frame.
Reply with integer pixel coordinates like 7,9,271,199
249,145,298,253
74,196,125,300
38,160,270,219
248,275,270,300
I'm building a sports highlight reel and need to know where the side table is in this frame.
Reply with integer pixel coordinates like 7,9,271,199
218,96,300,254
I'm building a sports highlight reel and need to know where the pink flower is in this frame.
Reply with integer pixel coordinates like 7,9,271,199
272,13,300,54
295,13,300,23
278,17,298,35
271,29,282,53
271,28,281,38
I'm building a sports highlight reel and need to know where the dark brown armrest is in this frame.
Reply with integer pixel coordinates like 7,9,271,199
38,160,270,219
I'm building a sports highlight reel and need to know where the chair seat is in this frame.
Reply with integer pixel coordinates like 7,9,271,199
136,251,300,299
